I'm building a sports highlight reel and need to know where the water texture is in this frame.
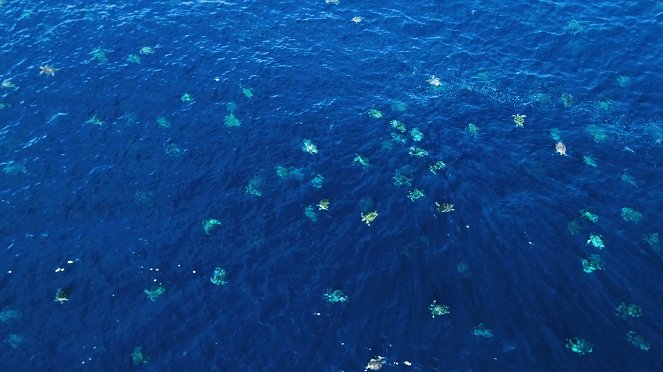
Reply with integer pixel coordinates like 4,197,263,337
0,0,662,370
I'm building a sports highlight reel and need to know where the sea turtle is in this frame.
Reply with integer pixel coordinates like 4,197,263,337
39,65,56,76
555,141,567,155
512,114,526,127
365,356,385,370
361,211,378,226
302,139,318,154
317,199,330,210
54,288,69,304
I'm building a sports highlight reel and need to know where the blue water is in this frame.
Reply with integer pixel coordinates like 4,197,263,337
1,0,662,370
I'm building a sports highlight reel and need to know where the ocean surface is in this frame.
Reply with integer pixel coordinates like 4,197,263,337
1,0,662,370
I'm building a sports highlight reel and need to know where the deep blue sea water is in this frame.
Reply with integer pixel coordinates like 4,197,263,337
1,0,662,370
